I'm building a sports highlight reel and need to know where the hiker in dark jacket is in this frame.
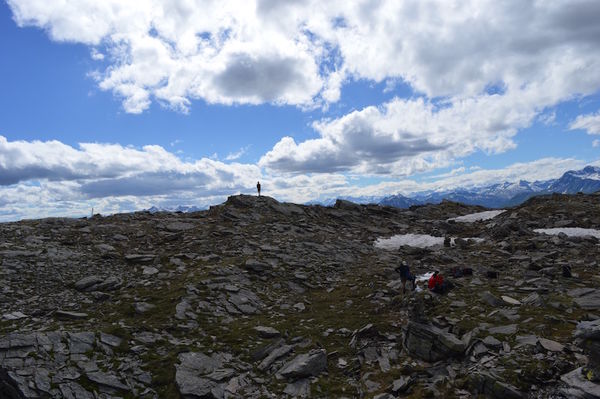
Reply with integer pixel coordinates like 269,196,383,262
257,181,261,196
396,260,416,294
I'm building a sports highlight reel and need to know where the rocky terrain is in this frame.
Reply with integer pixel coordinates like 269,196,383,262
1,192,600,398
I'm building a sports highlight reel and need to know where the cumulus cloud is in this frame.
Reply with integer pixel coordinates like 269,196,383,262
0,135,261,196
570,111,600,135
260,91,549,176
7,0,600,113
225,146,250,161
8,0,600,179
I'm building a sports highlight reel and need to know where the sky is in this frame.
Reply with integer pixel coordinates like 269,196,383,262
1,0,599,221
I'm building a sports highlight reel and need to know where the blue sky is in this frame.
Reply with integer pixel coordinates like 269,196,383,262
1,0,599,221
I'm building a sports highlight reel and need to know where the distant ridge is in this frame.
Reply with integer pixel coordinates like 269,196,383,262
145,166,600,213
316,165,600,209
146,205,206,213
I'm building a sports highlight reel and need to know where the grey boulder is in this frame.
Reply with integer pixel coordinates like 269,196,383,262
278,349,327,380
404,321,465,362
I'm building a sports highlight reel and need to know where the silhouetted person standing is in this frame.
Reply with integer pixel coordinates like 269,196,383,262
257,181,261,196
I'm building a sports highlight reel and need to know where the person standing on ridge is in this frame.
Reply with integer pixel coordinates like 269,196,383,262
257,181,261,196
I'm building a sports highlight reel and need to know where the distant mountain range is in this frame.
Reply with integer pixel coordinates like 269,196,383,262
314,165,600,209
146,205,206,213
146,166,600,213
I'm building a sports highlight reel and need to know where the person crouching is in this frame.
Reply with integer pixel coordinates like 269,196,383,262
428,271,447,294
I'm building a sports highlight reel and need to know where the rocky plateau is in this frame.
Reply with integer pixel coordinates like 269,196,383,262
1,192,600,398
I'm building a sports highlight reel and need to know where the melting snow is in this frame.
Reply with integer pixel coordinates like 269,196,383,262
534,228,600,239
374,234,444,249
449,210,505,223
374,234,484,250
416,272,434,282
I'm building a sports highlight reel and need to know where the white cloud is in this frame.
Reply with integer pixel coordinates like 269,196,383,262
260,92,546,176
0,135,261,196
593,139,600,147
538,111,556,126
7,0,600,114
8,0,600,179
570,111,600,135
225,145,250,161
90,48,105,60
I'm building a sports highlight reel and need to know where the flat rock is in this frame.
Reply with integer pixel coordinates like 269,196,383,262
134,331,162,344
538,337,564,352
95,243,116,252
258,344,294,371
68,332,95,354
99,333,122,348
278,349,327,380
515,335,539,347
166,222,195,232
59,382,94,399
74,275,104,291
134,302,156,314
178,352,222,374
87,371,130,391
391,376,413,393
94,276,121,291
574,290,600,310
2,311,27,320
283,378,310,397
251,338,285,361
521,292,543,306
142,266,159,275
483,336,502,348
568,288,596,298
124,254,156,264
254,326,281,338
373,394,395,399
176,370,219,399
575,319,600,340
404,321,466,362
561,367,600,398
175,299,192,320
244,258,270,273
480,291,504,307
469,372,523,399
488,324,517,335
175,352,225,399
55,310,88,320
501,296,521,306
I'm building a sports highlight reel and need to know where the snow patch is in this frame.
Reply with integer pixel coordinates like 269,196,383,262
374,234,484,250
374,234,444,249
416,272,434,282
533,228,600,239
449,210,505,223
